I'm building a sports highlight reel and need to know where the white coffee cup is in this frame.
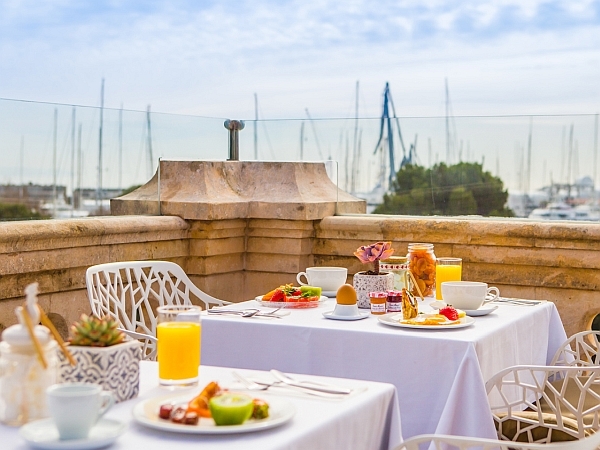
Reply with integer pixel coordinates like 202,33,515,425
296,267,348,291
441,281,500,310
47,383,114,440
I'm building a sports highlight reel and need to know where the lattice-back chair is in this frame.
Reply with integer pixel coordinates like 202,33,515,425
86,261,230,360
485,364,600,444
397,430,600,450
550,331,600,367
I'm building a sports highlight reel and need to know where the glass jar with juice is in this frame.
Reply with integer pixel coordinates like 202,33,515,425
407,243,436,297
157,305,201,386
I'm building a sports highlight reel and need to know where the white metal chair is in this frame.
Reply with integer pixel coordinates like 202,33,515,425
485,364,600,443
86,260,230,360
397,430,600,450
551,331,600,367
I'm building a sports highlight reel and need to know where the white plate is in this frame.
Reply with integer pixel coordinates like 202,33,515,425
133,393,295,434
378,313,476,329
19,418,126,450
255,295,328,309
464,305,498,316
323,311,370,321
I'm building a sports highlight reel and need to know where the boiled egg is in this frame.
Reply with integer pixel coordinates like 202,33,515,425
336,284,357,305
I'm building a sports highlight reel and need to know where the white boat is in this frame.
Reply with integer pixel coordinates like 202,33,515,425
528,202,600,221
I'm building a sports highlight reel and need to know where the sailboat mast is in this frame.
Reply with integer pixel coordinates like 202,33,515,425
146,105,153,179
254,93,258,160
71,107,76,217
300,121,305,161
19,136,24,200
77,124,82,210
119,104,123,190
594,114,598,199
351,81,359,194
445,78,450,164
97,78,104,210
52,109,58,218
526,118,532,194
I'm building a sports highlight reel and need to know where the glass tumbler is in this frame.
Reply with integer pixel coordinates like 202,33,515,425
156,305,201,387
435,258,463,300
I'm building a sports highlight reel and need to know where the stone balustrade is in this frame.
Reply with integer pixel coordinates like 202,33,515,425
0,160,598,339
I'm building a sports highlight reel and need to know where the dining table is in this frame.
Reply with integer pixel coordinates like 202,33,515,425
201,295,568,440
3,361,401,450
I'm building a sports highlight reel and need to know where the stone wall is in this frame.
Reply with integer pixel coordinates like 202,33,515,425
1,213,599,338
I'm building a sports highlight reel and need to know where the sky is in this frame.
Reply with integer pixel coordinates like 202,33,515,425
1,0,600,194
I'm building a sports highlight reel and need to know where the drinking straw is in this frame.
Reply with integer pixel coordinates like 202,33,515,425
18,306,47,369
37,305,77,366
407,271,425,301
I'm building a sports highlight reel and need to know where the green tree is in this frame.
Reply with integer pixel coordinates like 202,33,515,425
373,162,514,217
0,203,48,221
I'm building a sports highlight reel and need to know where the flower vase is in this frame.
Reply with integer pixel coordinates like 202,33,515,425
352,271,394,308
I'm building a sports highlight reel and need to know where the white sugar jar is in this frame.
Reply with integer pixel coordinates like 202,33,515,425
0,315,58,426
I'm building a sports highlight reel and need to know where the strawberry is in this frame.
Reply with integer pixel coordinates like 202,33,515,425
271,289,286,302
439,306,459,321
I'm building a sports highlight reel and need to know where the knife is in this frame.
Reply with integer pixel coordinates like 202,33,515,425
270,369,352,395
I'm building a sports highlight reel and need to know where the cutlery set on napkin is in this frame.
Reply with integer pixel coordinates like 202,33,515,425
492,297,543,306
232,370,354,398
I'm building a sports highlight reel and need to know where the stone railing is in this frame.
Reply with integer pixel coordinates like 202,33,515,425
0,160,598,339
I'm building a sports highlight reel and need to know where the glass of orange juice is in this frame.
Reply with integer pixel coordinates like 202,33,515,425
435,258,462,300
157,305,201,386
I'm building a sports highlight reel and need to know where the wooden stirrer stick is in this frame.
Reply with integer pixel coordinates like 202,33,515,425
407,271,425,301
37,305,76,366
18,306,47,369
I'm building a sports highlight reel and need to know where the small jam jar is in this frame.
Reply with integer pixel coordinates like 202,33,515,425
369,292,387,315
386,290,403,313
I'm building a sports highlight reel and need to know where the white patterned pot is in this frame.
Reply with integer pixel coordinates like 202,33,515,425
58,339,141,403
353,271,395,308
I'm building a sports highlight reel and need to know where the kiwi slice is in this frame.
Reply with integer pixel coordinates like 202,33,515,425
300,286,322,297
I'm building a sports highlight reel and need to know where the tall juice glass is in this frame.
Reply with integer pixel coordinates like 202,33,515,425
157,305,201,386
435,258,462,300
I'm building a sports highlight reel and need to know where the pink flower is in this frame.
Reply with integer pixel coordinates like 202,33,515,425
354,242,394,264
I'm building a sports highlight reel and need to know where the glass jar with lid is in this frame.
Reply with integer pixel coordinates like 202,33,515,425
407,243,436,297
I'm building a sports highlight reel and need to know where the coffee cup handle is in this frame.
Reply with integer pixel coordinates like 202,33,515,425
484,287,500,304
296,272,308,286
97,391,114,421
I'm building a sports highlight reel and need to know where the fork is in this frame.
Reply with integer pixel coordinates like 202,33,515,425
232,371,269,391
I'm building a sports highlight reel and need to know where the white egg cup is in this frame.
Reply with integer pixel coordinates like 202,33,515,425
333,303,360,317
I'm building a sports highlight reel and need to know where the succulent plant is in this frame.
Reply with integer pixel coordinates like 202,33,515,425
69,314,125,347
354,241,394,275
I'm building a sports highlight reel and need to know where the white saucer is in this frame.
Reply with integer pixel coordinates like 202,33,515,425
323,311,370,321
321,291,338,298
19,418,126,449
464,305,498,317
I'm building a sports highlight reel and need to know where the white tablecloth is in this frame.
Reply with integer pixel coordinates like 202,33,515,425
202,298,567,440
2,362,401,450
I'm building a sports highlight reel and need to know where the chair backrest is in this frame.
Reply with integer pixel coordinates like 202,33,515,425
550,331,600,367
485,364,600,443
86,261,227,360
397,431,600,450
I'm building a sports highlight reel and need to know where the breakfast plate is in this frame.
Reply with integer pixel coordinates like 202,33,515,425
255,295,328,309
133,393,295,434
378,313,475,329
19,418,126,450
464,305,498,317
323,311,370,321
